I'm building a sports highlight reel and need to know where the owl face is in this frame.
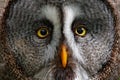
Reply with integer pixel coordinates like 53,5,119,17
5,0,115,80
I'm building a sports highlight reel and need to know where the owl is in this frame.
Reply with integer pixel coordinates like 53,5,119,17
0,0,120,80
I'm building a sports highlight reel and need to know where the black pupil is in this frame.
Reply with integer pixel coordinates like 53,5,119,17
40,29,47,35
77,27,83,34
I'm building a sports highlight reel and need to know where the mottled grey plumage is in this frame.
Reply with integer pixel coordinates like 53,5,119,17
0,0,120,80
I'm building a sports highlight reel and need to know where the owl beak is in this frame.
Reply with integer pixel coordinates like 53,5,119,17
61,44,68,68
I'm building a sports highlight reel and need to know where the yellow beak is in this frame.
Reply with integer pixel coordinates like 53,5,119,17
61,44,68,68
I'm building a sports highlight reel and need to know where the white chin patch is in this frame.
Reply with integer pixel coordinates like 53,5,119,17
74,65,89,80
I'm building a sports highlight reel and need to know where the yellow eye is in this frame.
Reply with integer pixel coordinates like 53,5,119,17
37,27,49,38
74,25,87,37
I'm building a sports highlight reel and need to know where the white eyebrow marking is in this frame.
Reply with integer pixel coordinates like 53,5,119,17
42,5,60,25
63,6,89,80
63,5,84,64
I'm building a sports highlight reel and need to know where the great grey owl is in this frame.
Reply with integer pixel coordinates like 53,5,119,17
0,0,120,80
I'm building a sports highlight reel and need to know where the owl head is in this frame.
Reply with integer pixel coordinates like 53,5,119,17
0,0,120,80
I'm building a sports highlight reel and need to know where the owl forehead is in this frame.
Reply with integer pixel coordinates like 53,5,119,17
41,5,81,28
7,0,111,30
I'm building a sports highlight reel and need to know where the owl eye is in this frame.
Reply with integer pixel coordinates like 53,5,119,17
74,25,87,37
36,27,49,38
